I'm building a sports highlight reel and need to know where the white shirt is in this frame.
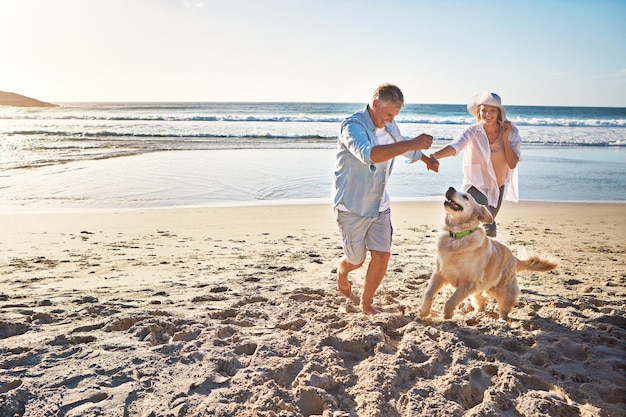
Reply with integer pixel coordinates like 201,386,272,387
449,122,522,206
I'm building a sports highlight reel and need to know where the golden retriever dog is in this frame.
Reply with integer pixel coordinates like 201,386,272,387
420,187,557,321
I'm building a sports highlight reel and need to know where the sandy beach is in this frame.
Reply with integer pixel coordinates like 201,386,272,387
1,201,624,416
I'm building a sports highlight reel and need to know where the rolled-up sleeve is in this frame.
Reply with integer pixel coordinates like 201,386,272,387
340,120,374,165
509,126,522,159
402,149,423,164
449,127,472,154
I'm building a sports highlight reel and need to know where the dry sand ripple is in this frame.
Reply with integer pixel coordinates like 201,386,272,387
0,203,624,416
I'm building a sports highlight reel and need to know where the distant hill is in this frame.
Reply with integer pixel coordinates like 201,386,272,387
0,91,57,107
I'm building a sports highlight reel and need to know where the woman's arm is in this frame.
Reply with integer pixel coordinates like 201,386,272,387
430,145,457,160
501,121,520,169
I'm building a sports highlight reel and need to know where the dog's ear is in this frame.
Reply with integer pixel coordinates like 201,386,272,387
476,205,494,224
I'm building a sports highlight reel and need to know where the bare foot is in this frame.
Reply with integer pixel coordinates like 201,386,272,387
361,303,381,315
337,270,352,297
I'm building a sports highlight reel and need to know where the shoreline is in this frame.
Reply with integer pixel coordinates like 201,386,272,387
1,197,625,215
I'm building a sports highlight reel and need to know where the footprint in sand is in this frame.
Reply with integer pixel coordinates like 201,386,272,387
233,341,258,355
456,364,498,408
0,322,31,339
0,379,22,394
215,357,241,377
557,339,588,361
295,386,325,416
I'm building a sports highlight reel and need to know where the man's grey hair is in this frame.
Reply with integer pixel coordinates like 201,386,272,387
372,83,404,107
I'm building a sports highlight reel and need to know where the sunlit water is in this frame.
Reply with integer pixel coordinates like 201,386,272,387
1,102,625,211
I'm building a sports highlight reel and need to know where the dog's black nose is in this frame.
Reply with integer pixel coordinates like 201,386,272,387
447,187,456,193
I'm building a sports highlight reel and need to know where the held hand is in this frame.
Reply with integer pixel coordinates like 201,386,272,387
413,133,434,150
423,154,439,172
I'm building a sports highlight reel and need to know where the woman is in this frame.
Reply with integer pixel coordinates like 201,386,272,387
430,91,521,237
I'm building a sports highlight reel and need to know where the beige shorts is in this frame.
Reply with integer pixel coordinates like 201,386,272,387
335,208,392,265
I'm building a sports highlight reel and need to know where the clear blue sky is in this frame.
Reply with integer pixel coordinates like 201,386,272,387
1,0,624,106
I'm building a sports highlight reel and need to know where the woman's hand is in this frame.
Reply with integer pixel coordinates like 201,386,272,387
500,121,519,169
500,120,513,139
422,154,439,172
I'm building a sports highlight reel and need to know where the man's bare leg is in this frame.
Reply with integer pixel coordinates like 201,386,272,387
361,250,390,315
337,256,362,297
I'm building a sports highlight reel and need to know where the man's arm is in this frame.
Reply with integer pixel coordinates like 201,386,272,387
370,134,434,163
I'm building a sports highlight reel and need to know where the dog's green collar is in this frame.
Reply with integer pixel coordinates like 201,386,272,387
449,227,478,238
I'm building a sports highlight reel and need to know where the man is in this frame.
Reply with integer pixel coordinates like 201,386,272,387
332,83,438,315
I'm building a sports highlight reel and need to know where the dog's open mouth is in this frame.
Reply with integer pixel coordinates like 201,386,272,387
444,187,463,211
444,198,463,211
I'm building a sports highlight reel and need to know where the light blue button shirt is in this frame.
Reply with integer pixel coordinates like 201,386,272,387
332,106,422,217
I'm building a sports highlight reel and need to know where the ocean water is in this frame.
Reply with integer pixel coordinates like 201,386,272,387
1,102,625,210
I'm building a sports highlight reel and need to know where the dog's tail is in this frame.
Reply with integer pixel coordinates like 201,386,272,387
516,252,558,272
515,246,557,272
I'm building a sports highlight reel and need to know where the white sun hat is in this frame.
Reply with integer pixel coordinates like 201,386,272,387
467,91,507,121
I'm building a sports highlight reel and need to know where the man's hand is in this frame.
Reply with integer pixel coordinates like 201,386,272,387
370,133,435,163
412,133,434,150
